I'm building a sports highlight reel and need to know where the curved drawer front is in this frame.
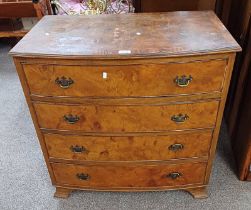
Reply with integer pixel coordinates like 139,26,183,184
45,132,212,161
34,101,219,132
52,162,207,188
24,59,227,98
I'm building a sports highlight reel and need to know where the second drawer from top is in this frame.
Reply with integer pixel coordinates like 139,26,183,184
34,100,219,132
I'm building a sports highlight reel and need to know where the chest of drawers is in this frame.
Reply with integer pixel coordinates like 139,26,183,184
10,11,241,199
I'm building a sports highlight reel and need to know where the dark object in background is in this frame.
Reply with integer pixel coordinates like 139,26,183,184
0,18,23,31
133,0,232,27
224,0,251,181
134,0,216,12
50,0,58,15
0,0,52,38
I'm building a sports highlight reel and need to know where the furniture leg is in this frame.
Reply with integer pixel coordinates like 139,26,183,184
185,187,208,199
54,187,73,198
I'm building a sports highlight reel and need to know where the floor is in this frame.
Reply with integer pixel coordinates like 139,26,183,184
0,40,250,210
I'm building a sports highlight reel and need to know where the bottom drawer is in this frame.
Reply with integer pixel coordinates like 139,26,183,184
52,162,207,189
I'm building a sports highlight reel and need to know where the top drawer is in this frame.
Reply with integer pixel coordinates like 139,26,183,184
23,59,227,98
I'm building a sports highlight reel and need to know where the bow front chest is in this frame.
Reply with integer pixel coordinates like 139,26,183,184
10,11,241,198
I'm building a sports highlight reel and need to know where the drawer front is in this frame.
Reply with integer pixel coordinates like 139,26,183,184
34,101,219,132
52,162,207,188
45,132,212,161
24,59,226,97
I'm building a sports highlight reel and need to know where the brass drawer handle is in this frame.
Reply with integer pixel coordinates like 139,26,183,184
70,145,88,153
64,114,80,124
174,75,192,87
55,76,74,89
167,172,182,179
171,114,189,123
76,173,90,181
169,144,184,151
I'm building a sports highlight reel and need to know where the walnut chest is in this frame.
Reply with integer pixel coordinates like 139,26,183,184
10,11,241,199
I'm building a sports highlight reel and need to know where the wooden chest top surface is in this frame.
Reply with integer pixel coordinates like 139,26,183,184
10,11,240,58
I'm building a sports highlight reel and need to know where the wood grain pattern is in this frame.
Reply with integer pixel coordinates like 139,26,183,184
23,59,227,98
44,131,212,162
34,101,219,132
52,162,207,188
9,11,241,58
